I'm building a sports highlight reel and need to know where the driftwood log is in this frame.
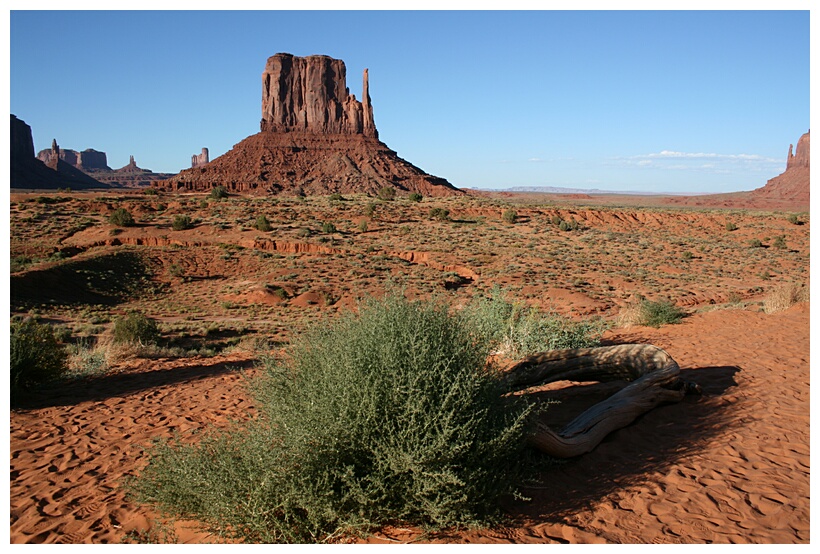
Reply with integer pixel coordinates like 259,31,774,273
503,344,700,458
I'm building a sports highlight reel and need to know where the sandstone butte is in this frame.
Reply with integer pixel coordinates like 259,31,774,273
157,53,461,197
750,130,810,206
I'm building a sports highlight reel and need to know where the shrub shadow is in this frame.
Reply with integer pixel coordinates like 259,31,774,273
12,358,256,411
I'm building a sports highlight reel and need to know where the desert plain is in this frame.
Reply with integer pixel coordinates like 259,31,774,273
8,187,810,544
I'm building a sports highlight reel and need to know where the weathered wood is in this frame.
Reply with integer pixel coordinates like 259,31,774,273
504,344,698,458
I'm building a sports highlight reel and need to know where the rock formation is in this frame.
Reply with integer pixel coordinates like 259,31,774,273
192,148,209,168
260,53,377,139
158,53,460,197
10,115,105,190
37,146,110,171
32,138,175,188
750,130,810,207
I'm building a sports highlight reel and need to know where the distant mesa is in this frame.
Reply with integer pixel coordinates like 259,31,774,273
11,115,105,190
750,130,810,206
192,148,209,168
158,53,460,197
663,130,809,211
34,140,175,188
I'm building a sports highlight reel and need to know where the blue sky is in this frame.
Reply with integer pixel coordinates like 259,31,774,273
8,6,811,193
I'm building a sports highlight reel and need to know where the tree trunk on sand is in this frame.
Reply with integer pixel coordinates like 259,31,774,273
503,344,700,458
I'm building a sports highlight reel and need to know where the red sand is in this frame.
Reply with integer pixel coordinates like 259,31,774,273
9,303,809,544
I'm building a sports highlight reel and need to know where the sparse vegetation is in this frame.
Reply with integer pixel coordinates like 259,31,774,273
112,312,160,345
763,282,809,314
408,192,423,202
618,297,686,328
502,209,518,224
321,222,337,234
725,221,738,231
255,215,272,232
429,207,450,221
209,186,229,200
109,208,135,227
10,318,68,398
172,215,192,231
462,287,605,359
377,186,396,201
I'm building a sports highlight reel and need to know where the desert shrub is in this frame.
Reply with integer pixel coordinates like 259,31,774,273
619,298,686,328
66,338,110,379
113,312,160,345
763,282,809,314
358,220,368,232
725,221,738,231
502,209,518,224
408,193,423,202
172,215,192,231
144,187,159,196
329,193,344,201
681,251,694,261
377,186,396,201
429,207,450,221
209,186,229,200
10,319,68,396
772,235,787,250
364,202,377,217
109,208,135,227
321,222,337,234
749,238,763,248
462,287,605,359
130,293,534,542
787,214,800,225
255,215,272,232
11,255,32,273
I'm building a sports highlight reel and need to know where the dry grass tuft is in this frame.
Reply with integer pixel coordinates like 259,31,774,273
763,283,809,314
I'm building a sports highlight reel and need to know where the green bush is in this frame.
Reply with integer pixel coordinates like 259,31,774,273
329,193,344,202
364,202,377,217
109,208,135,227
113,312,160,345
428,207,450,221
377,187,396,201
10,319,68,395
408,193,423,202
172,215,192,231
461,287,605,359
255,215,272,232
749,238,763,248
787,214,800,225
772,235,787,250
637,299,686,328
130,294,534,542
209,186,229,200
321,222,337,234
725,221,738,231
502,209,518,224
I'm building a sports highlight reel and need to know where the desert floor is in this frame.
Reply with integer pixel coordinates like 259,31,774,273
9,190,810,543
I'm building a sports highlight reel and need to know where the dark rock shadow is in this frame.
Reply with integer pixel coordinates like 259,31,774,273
493,364,741,525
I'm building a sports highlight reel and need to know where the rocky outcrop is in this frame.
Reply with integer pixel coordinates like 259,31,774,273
192,148,209,168
158,54,459,197
10,116,106,190
260,53,377,139
750,130,810,207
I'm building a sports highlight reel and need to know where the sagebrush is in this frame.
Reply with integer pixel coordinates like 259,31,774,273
130,293,536,542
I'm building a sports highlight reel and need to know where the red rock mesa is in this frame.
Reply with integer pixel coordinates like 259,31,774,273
158,53,460,197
